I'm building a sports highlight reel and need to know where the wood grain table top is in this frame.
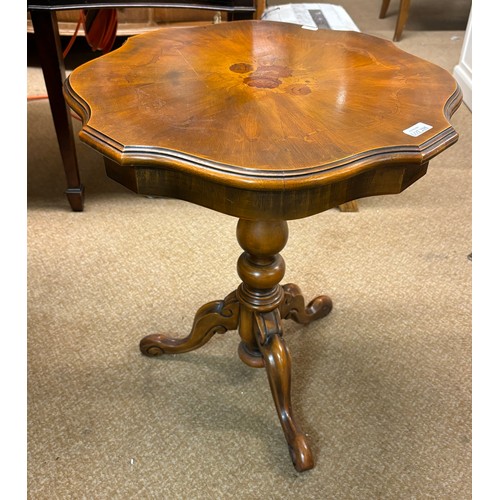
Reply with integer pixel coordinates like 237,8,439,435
64,20,462,218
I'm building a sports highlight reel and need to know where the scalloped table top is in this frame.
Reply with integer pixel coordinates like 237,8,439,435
64,20,461,219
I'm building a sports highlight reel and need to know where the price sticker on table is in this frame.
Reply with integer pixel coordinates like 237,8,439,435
403,122,433,137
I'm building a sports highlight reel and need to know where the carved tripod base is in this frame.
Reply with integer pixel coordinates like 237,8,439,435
139,219,333,472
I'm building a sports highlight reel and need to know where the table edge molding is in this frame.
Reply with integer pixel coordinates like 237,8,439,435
64,75,462,190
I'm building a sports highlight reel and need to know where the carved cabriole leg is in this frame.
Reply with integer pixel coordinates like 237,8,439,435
140,291,239,356
280,283,333,325
256,310,314,472
139,218,332,472
235,219,314,471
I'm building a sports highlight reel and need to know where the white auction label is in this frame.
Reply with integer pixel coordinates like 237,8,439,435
403,122,433,137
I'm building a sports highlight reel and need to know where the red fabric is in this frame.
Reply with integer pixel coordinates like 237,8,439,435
84,9,118,53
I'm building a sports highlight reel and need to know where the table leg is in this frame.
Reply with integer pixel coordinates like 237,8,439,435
140,291,240,356
255,308,314,471
139,218,332,471
235,219,332,471
280,283,332,325
30,10,85,211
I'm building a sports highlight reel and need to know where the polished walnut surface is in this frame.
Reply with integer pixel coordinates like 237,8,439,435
65,20,460,181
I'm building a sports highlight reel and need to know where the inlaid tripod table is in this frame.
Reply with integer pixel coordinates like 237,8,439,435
64,20,462,471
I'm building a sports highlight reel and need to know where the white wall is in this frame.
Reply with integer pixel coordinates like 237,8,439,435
453,9,472,110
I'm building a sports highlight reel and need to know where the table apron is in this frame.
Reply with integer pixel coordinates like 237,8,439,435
104,157,428,220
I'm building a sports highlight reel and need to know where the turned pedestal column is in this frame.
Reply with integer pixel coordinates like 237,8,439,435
140,218,332,471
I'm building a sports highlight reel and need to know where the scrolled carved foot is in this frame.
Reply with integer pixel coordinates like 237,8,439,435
280,283,333,325
288,432,314,472
140,291,239,357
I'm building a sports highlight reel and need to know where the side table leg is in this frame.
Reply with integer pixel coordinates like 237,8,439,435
280,283,333,325
30,10,85,211
255,309,314,472
236,219,328,471
140,291,239,356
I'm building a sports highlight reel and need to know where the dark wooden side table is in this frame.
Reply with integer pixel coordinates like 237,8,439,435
28,0,257,211
63,20,461,471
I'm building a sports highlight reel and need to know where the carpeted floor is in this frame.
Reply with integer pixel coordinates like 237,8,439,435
27,1,472,498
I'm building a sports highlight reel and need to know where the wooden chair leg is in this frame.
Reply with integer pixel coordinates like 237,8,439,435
379,0,391,19
394,0,411,41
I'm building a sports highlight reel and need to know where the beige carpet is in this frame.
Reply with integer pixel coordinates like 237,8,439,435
27,2,472,498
